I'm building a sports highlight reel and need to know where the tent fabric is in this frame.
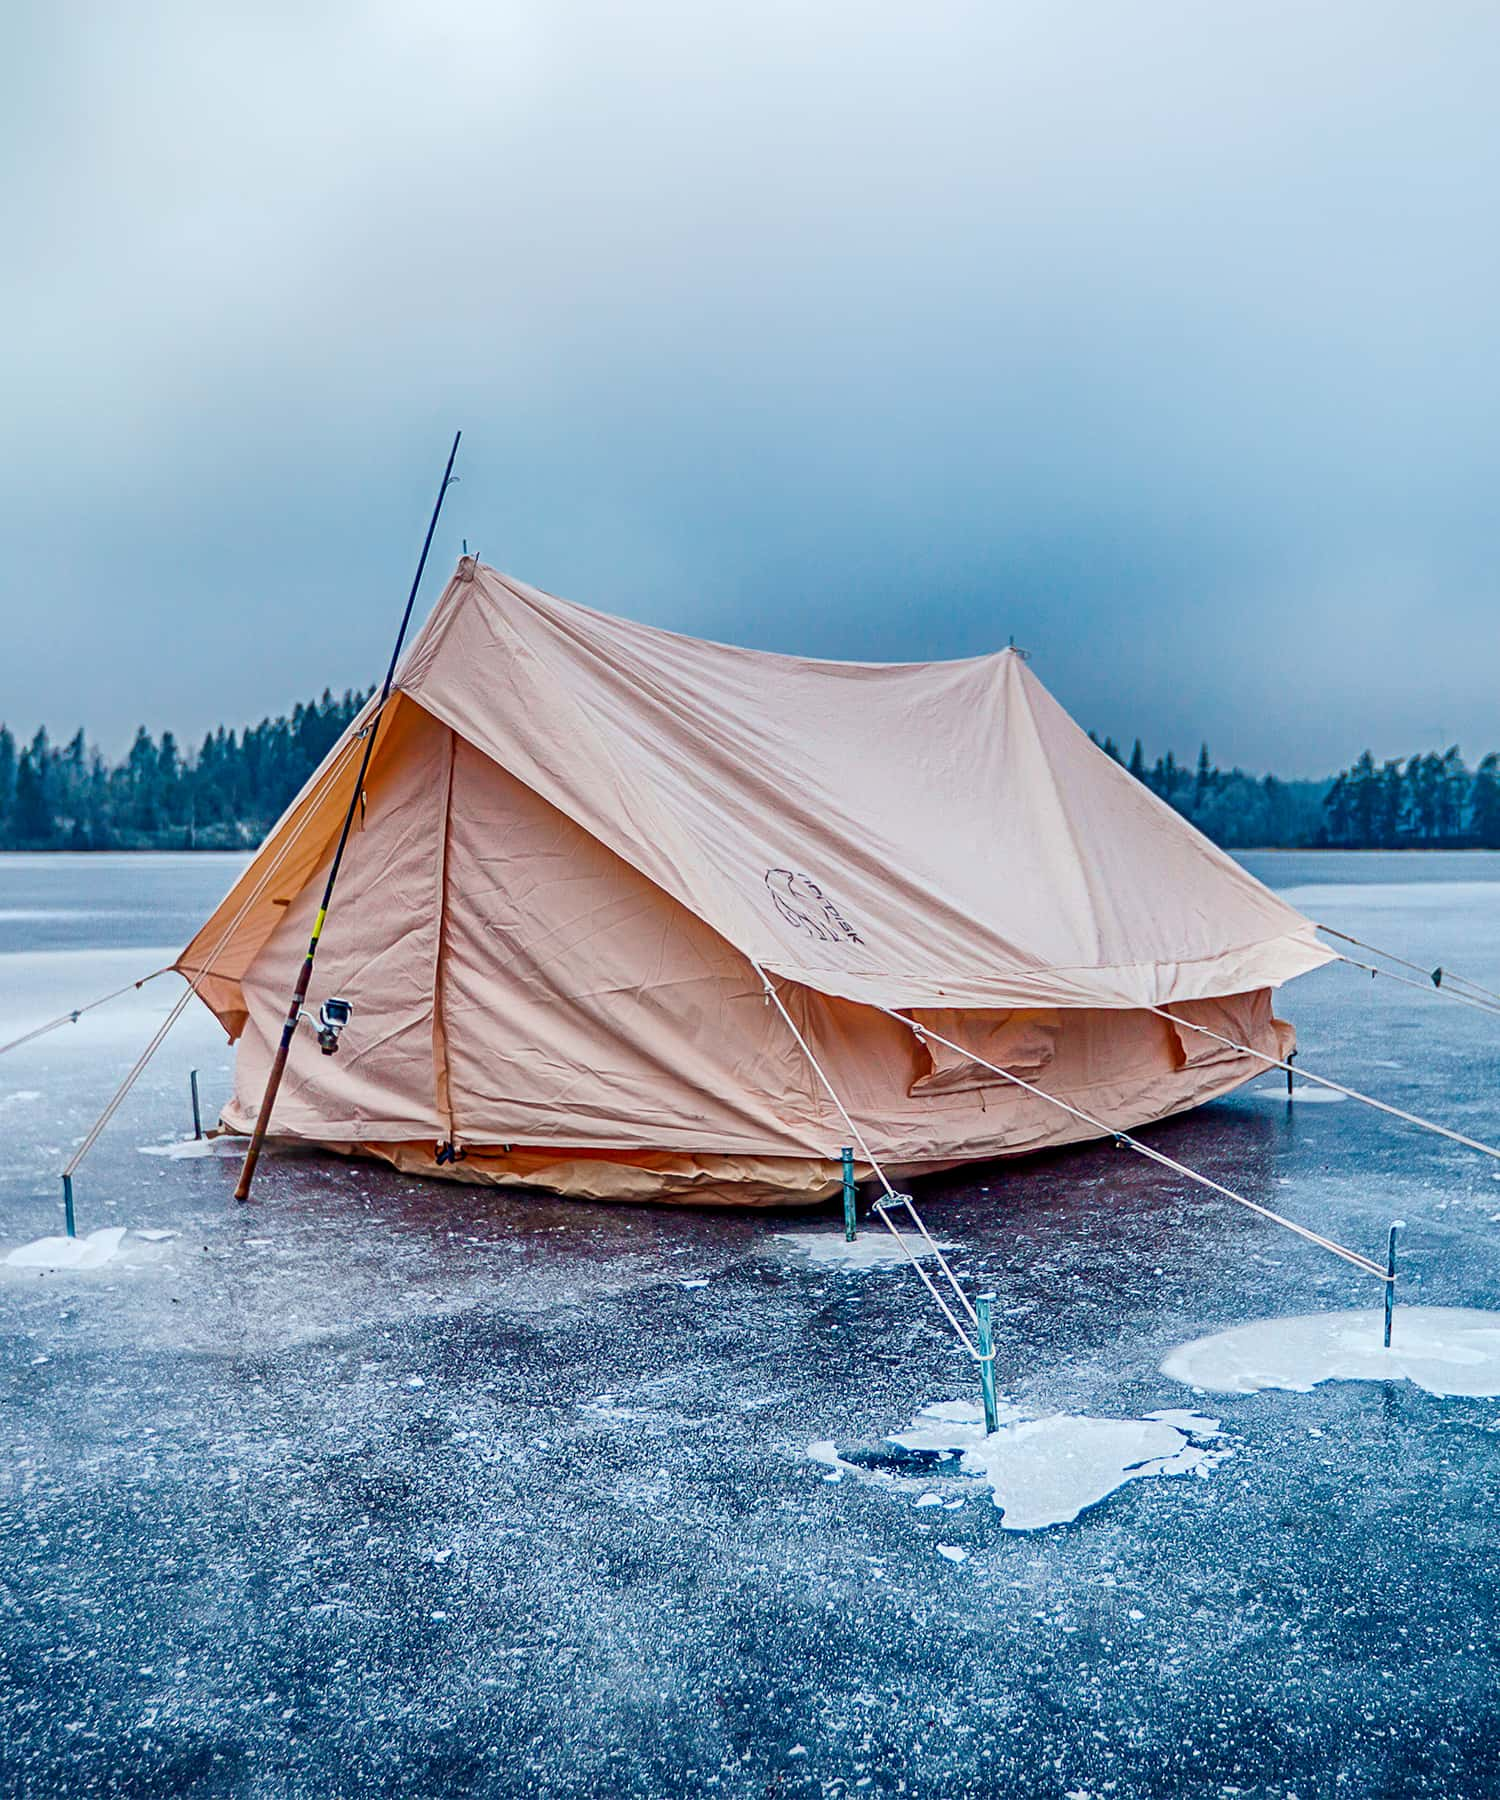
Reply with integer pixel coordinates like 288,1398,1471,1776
394,561,1332,1010
178,559,1327,1201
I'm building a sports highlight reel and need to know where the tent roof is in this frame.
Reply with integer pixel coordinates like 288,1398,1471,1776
180,558,1331,1022
383,559,1329,1010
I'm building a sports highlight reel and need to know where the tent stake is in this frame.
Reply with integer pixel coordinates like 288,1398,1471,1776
189,1068,203,1140
1384,1221,1403,1347
61,1173,76,1240
233,431,461,1204
1286,1047,1297,1099
841,1146,856,1241
976,1292,999,1434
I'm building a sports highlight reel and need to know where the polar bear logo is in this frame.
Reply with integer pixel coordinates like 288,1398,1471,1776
764,869,864,946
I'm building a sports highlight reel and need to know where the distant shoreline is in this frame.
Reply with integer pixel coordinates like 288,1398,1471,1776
8,843,1500,857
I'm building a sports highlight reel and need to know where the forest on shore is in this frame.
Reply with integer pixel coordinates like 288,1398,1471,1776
1085,735,1500,850
2,693,1499,851
0,691,370,851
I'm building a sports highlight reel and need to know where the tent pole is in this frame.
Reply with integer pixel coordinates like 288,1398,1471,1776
233,430,462,1203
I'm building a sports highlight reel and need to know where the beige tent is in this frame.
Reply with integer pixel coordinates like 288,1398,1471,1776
177,559,1334,1204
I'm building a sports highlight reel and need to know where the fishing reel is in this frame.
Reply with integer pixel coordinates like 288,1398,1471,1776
314,996,353,1055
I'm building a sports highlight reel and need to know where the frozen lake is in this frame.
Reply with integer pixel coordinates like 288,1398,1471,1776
4,850,1500,1795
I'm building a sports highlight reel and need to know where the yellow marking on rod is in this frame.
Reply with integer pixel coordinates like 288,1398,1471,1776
311,907,328,941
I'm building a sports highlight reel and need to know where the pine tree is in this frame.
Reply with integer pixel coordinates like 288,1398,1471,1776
1348,751,1378,846
1194,743,1213,808
12,750,53,843
1128,739,1146,782
1473,755,1500,849
1323,772,1351,845
0,726,15,817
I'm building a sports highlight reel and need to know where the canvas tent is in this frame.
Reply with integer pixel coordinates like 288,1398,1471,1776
177,558,1334,1204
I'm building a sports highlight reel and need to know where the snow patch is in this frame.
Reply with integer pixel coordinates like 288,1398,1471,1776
776,1231,959,1270
0,1090,40,1108
1163,1307,1500,1399
6,1226,127,1271
139,1135,240,1159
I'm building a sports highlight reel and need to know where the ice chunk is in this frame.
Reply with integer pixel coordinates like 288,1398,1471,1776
6,1226,127,1271
776,1231,958,1270
1163,1307,1500,1399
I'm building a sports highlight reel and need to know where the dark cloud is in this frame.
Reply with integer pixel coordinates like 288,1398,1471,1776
4,1,1498,772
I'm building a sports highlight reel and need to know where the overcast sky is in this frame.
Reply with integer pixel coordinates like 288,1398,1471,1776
4,2,1497,774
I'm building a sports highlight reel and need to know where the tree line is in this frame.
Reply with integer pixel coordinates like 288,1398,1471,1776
0,694,1495,851
1087,735,1500,850
0,689,371,851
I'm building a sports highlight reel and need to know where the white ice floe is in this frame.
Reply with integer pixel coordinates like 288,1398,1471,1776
906,1401,1230,1532
139,1135,241,1159
819,1397,1231,1532
1163,1307,1500,1399
807,1439,857,1483
936,1544,968,1563
776,1231,958,1270
6,1226,127,1271
1242,1084,1347,1105
0,1090,41,1108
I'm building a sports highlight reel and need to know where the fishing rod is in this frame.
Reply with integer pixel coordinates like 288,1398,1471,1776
233,430,462,1202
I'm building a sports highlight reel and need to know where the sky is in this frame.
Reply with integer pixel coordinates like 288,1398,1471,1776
3,1,1498,776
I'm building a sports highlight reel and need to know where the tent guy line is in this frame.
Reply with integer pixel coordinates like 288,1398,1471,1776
875,1007,1388,1280
0,969,172,1059
1327,950,1500,1020
1143,1004,1500,1164
1316,924,1500,1012
754,963,986,1359
55,725,373,1225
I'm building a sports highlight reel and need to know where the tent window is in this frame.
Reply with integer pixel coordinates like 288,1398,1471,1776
908,1008,1061,1098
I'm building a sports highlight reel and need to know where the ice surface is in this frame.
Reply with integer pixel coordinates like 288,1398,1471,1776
6,1226,128,1271
776,1230,958,1269
1163,1307,1500,1398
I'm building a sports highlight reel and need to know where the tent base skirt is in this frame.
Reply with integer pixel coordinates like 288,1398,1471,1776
340,1142,888,1206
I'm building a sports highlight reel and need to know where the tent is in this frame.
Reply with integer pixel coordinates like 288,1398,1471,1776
177,559,1334,1205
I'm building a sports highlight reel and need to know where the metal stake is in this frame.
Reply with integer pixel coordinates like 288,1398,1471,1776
61,1173,76,1240
1384,1220,1403,1347
189,1068,203,1140
976,1291,999,1434
1286,1047,1297,1099
841,1145,857,1242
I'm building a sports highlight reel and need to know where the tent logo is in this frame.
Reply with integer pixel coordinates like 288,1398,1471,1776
764,869,864,946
